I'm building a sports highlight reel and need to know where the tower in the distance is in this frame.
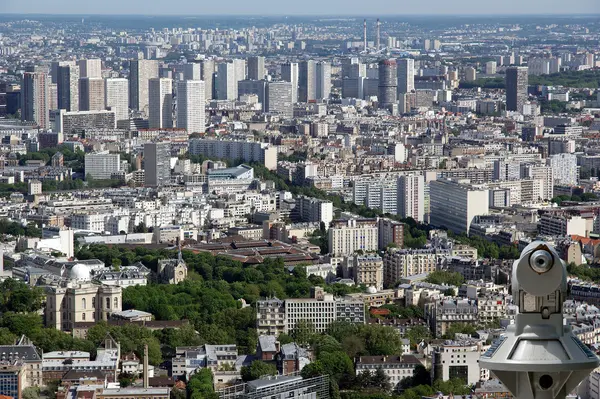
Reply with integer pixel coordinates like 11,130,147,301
363,19,367,51
376,19,381,51
378,59,397,108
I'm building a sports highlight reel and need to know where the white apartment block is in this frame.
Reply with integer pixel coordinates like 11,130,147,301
539,213,591,237
549,153,578,186
70,212,110,233
105,78,129,121
217,59,246,100
177,80,205,134
431,340,490,385
189,139,278,170
328,219,378,257
78,59,102,79
430,179,489,234
148,78,173,129
397,175,425,222
84,152,121,180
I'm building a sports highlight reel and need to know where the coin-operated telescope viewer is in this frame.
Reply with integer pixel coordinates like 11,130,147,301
480,241,599,399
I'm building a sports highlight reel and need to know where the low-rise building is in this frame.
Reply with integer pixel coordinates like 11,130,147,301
356,355,422,391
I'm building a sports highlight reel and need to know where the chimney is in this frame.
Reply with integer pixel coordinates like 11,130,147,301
143,344,149,388
363,19,367,51
376,19,381,51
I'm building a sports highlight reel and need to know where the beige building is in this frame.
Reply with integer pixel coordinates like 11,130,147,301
354,254,384,290
328,219,378,257
45,263,122,332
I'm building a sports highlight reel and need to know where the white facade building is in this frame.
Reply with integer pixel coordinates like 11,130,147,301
397,175,425,222
328,219,378,257
148,78,173,129
177,80,205,134
549,153,578,186
105,78,129,122
430,179,489,234
84,152,121,180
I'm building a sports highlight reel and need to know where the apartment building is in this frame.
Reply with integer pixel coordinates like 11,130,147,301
328,219,378,257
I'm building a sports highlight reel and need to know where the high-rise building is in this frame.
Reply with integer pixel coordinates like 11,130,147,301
144,142,171,187
78,59,102,79
182,63,201,81
316,62,331,100
50,60,76,84
21,72,49,129
200,59,215,100
248,56,265,80
238,79,268,108
0,82,6,118
505,66,528,113
397,58,414,94
465,66,477,82
397,175,425,222
295,196,333,226
378,59,397,108
266,81,293,119
281,62,299,103
57,64,80,111
485,61,497,75
129,59,159,113
429,179,489,234
176,80,205,134
148,78,173,129
549,153,578,186
217,59,246,100
298,60,317,102
104,78,129,122
79,77,105,111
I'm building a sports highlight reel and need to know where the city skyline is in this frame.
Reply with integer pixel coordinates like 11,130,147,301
2,0,598,15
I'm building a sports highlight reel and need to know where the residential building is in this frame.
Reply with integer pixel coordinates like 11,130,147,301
328,219,378,257
295,196,333,226
177,80,205,134
431,340,489,385
144,142,171,187
248,56,265,80
57,64,80,111
429,179,489,234
356,355,421,391
54,110,116,134
21,72,49,129
549,153,578,186
298,60,316,102
316,61,331,100
281,62,299,102
266,81,293,119
217,59,246,100
79,77,105,111
189,139,277,170
129,59,159,113
148,78,173,129
505,66,528,112
383,248,447,287
377,218,404,250
85,152,121,180
354,254,384,290
397,175,425,222
378,59,397,108
425,299,478,337
397,58,415,94
218,375,329,399
171,344,238,377
104,78,129,122
78,59,102,79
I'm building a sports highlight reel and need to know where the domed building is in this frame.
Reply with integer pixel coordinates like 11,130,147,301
45,263,122,332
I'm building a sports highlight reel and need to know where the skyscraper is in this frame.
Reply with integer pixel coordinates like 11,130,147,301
79,77,105,111
316,62,332,100
129,59,159,114
148,78,173,129
104,78,129,122
238,79,268,108
397,58,414,95
177,80,205,134
217,59,246,100
200,59,215,100
266,81,293,119
281,62,299,103
378,59,397,108
78,59,102,79
21,72,49,129
182,63,201,81
57,64,80,111
248,56,265,80
50,61,76,84
144,142,171,187
505,66,528,113
397,175,425,222
298,60,317,103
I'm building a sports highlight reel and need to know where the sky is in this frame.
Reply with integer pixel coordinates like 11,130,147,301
3,0,600,15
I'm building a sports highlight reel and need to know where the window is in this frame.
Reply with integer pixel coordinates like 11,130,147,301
106,298,110,309
82,298,86,309
82,313,86,321
114,298,119,308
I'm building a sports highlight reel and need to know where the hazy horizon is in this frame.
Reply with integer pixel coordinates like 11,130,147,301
3,0,599,16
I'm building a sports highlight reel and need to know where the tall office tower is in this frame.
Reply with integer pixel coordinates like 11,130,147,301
79,77,105,111
485,61,497,75
281,62,299,103
266,81,293,119
505,66,528,113
50,61,76,84
298,60,317,103
21,72,49,129
177,80,205,134
248,56,265,80
148,78,173,129
397,58,414,95
316,62,332,100
104,78,129,122
200,59,215,100
217,59,246,100
57,64,80,111
78,59,102,79
182,63,201,81
378,59,397,108
144,142,171,186
129,59,159,114
397,175,425,222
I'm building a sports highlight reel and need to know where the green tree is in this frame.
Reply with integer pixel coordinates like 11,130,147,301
22,387,40,399
241,360,277,382
425,271,464,286
405,326,431,347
